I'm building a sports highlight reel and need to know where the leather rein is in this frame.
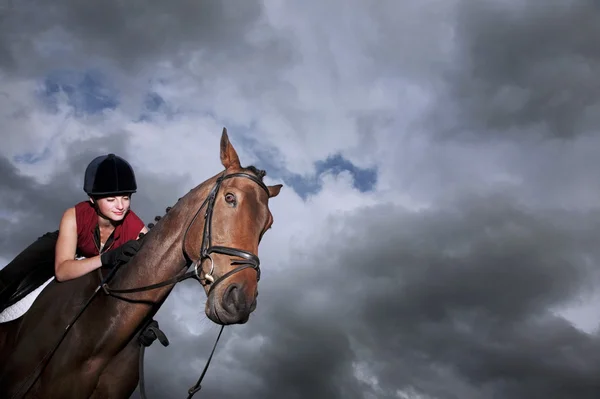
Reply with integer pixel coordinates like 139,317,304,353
11,171,270,399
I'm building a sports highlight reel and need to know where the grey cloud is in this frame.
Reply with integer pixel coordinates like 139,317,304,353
0,0,453,144
342,198,600,398
429,0,600,140
0,0,292,79
0,155,77,257
343,198,600,398
139,193,600,399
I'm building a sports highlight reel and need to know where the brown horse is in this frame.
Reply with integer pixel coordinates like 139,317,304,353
0,128,283,398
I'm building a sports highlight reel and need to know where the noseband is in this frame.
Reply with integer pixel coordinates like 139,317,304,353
186,171,270,294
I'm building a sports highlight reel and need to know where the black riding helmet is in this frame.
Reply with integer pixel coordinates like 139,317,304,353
83,154,137,197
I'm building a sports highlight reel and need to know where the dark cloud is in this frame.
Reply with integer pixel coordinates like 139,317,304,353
0,156,78,257
343,197,600,398
137,194,600,399
429,0,600,141
0,0,295,81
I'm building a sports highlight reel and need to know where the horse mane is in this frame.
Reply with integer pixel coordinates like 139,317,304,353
145,164,266,230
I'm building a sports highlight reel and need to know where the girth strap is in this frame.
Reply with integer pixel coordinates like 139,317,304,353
136,321,225,399
138,320,170,399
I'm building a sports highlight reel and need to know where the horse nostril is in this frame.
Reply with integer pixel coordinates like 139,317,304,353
222,284,242,312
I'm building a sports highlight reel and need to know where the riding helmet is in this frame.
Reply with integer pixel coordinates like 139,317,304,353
83,154,137,196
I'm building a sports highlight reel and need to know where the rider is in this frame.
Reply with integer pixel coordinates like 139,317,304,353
0,153,148,311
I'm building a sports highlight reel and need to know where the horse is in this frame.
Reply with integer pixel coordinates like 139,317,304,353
0,128,283,398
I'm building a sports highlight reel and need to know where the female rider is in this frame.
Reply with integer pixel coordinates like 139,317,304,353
0,153,148,312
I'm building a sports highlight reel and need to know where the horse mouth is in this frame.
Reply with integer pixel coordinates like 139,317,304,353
205,290,253,325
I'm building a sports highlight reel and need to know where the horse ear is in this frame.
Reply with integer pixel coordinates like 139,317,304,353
268,184,283,198
220,127,241,169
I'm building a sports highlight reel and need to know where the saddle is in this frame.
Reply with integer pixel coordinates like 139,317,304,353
0,231,59,314
0,261,56,314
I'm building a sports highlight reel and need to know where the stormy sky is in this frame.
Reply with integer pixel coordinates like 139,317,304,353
2,1,600,398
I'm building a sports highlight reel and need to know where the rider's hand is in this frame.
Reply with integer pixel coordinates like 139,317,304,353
100,239,141,269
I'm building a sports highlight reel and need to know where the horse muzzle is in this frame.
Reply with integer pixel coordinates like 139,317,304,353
205,281,257,325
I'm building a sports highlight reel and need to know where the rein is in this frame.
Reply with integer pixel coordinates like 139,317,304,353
10,171,270,399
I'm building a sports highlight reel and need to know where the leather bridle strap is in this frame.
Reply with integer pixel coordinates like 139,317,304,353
186,324,225,398
187,172,267,292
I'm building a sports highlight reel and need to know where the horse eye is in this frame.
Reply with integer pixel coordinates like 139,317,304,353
224,193,236,204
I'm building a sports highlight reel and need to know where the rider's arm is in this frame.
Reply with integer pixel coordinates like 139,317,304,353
54,208,103,282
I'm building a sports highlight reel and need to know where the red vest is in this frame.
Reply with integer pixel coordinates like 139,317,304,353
74,201,145,257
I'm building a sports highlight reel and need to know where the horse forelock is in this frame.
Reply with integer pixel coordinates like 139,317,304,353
243,165,266,181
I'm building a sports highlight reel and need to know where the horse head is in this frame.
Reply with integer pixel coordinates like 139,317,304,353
181,128,282,325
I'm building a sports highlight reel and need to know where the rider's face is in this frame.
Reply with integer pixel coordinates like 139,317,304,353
94,196,131,221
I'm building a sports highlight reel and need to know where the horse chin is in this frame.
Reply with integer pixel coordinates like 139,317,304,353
205,291,253,325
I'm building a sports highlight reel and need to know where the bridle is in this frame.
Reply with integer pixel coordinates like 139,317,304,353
184,171,269,294
11,171,272,399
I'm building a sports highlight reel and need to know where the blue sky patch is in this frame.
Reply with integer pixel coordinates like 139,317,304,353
315,153,377,193
40,69,118,115
231,128,378,199
13,146,52,165
279,153,377,199
144,92,165,112
136,91,183,122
